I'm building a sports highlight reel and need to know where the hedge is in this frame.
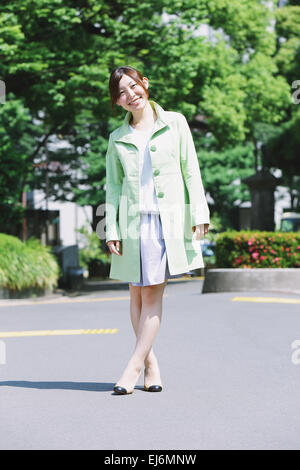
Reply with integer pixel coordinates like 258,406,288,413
215,230,300,268
0,233,60,291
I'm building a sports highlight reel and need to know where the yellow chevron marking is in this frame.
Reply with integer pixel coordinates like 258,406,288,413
0,328,118,338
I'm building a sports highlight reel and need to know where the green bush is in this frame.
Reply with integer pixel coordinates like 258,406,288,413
216,230,300,268
75,224,110,271
0,233,60,291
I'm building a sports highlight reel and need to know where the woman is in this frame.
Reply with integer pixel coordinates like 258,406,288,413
105,66,210,395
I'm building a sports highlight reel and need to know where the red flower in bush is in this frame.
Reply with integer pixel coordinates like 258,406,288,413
216,231,300,269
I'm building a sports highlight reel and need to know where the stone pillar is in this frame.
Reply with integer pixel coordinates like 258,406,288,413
242,170,281,231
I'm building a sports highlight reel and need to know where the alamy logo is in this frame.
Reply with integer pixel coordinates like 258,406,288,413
291,340,300,365
0,80,6,104
0,340,6,365
292,80,300,104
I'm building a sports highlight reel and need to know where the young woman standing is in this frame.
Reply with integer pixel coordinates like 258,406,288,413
105,66,210,395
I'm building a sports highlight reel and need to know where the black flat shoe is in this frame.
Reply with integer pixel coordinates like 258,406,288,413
113,385,133,395
144,385,163,392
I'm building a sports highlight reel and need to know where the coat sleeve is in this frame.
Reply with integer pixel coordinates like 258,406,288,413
178,113,210,227
105,133,124,243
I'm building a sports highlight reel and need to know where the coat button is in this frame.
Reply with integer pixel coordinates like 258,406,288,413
150,145,156,152
158,192,164,198
154,169,160,176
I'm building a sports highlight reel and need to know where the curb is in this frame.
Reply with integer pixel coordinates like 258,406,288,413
0,276,205,305
203,268,300,295
82,275,204,291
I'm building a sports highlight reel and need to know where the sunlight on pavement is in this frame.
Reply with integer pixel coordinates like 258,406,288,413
232,296,300,304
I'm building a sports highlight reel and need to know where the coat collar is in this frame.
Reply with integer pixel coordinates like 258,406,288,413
113,100,174,145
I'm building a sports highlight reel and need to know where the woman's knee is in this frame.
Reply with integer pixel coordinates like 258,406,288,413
129,284,142,303
141,282,167,303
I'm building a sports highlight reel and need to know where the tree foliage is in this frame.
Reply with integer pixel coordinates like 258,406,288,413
262,0,300,211
0,0,295,231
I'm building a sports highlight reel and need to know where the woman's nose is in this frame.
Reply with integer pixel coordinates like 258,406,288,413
127,90,136,100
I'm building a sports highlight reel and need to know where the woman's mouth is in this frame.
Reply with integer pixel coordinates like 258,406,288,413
130,97,141,105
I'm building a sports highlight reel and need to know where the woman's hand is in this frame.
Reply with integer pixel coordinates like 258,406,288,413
192,223,209,240
107,240,122,256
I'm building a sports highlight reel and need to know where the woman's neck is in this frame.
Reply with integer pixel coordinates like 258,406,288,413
129,100,157,130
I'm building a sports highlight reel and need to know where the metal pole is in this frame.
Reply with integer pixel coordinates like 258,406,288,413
22,191,27,241
45,132,49,245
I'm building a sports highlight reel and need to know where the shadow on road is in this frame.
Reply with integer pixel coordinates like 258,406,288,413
0,381,116,392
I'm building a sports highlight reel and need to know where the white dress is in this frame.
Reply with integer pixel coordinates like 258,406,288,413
129,123,186,286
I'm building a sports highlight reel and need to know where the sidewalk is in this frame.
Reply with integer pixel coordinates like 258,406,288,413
0,275,204,307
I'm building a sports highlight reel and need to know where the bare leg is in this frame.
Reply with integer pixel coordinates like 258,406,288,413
128,283,163,387
114,280,167,392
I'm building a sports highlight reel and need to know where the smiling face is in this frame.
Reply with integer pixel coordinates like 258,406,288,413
116,74,149,112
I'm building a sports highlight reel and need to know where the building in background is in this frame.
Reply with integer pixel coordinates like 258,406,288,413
26,189,92,246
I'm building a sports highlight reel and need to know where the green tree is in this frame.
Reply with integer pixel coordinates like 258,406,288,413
0,94,42,233
0,0,294,233
263,0,300,211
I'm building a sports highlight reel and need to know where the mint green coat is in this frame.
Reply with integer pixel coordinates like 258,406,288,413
105,100,210,283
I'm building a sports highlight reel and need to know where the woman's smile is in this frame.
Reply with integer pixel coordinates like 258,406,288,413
129,97,142,106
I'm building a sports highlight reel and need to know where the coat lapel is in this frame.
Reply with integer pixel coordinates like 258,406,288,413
113,100,174,146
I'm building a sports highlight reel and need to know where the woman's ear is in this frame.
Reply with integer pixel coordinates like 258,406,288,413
142,77,149,89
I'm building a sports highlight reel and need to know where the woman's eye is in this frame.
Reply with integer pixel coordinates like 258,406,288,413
119,84,136,96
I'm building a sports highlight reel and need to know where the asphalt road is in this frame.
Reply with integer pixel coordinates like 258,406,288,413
0,280,300,450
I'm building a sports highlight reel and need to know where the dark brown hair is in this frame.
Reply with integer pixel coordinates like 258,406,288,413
109,66,149,113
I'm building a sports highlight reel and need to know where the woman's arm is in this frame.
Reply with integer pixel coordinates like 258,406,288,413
178,113,210,228
105,133,124,245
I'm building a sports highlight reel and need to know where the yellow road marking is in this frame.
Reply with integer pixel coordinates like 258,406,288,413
0,328,118,338
0,292,173,308
232,296,300,304
0,296,131,307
